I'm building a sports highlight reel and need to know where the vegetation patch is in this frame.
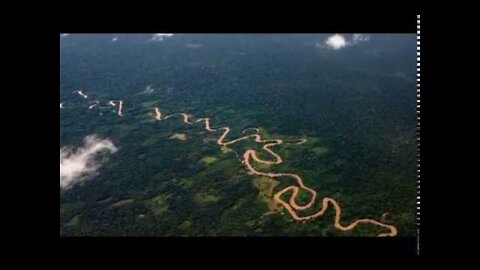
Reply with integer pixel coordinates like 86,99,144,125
221,146,233,154
170,133,188,141
310,146,328,156
251,159,272,171
178,220,192,230
252,176,280,212
64,215,80,227
194,190,221,204
149,194,169,215
175,177,194,189
200,156,218,165
245,220,256,227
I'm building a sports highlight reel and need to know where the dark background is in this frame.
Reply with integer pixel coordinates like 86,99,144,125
41,10,442,260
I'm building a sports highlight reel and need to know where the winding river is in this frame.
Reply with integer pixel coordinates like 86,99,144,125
152,107,397,237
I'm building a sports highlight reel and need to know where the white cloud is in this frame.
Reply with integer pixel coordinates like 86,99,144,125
112,37,118,42
60,135,117,190
60,34,69,38
76,90,88,99
353,34,370,43
139,85,154,95
325,34,347,50
324,34,371,50
151,33,174,42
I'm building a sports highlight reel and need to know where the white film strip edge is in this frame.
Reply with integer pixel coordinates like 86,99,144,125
416,14,421,238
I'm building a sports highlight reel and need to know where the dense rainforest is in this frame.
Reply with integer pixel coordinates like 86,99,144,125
60,34,416,236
